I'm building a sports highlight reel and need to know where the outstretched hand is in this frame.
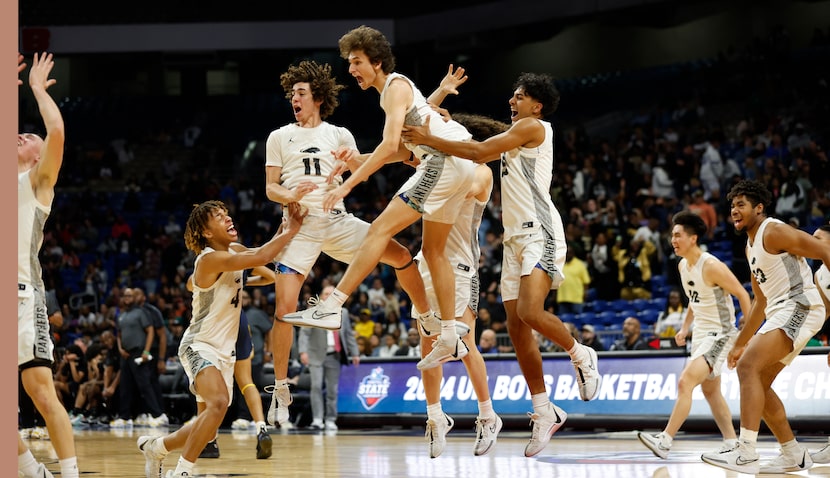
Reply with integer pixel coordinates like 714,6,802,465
438,64,468,97
401,115,431,146
18,52,26,86
28,52,57,91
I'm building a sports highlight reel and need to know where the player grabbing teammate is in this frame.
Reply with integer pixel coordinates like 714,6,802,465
18,51,79,478
261,59,450,428
282,25,478,374
401,71,601,457
701,180,829,474
138,200,304,478
638,211,751,458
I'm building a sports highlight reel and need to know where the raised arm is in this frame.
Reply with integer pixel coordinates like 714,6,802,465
426,64,468,106
28,52,64,198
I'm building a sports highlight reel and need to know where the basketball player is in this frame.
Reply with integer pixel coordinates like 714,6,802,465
638,211,751,458
282,25,477,374
401,71,601,457
138,200,304,478
18,51,79,478
701,180,829,474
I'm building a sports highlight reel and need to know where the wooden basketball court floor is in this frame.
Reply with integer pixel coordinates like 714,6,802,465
20,425,830,477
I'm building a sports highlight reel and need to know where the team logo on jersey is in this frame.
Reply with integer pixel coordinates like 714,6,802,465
356,366,391,410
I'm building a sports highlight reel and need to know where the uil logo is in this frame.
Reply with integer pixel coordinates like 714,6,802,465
356,367,391,411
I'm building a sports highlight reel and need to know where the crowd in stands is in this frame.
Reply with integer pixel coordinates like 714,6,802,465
19,25,830,428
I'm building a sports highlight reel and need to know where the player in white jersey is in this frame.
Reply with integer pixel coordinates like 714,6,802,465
283,26,476,373
401,71,600,457
138,200,304,478
809,224,830,464
413,113,508,458
638,211,751,459
17,51,78,478
702,180,830,474
263,60,463,428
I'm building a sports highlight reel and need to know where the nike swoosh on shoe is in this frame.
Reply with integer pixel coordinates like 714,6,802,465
736,456,758,465
798,452,806,469
312,311,338,320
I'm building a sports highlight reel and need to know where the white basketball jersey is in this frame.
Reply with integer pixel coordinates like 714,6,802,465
415,196,486,278
679,251,737,333
265,122,357,216
181,247,244,362
381,72,472,163
499,120,564,244
18,171,50,290
816,264,830,305
747,218,821,314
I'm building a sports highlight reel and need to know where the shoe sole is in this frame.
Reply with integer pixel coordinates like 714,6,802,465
637,433,669,459
416,341,469,370
256,435,273,459
279,312,342,330
701,454,759,474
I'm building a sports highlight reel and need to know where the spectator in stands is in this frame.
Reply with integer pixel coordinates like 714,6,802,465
614,238,655,300
353,308,375,340
688,190,717,241
610,317,650,351
133,287,169,426
589,231,619,300
580,324,606,352
111,287,165,427
654,288,686,338
395,328,421,358
99,330,121,424
373,333,399,358
481,292,507,333
478,329,499,354
556,247,591,315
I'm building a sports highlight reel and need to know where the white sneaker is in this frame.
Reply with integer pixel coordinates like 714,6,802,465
638,431,671,459
572,345,600,401
759,447,813,473
524,403,567,457
135,413,150,426
416,336,468,370
231,418,252,430
281,297,342,330
110,418,134,428
324,420,338,431
163,471,189,478
418,313,471,339
473,414,503,456
146,414,169,427
21,462,54,478
701,440,759,474
137,435,166,478
425,413,454,458
265,384,293,427
812,443,830,464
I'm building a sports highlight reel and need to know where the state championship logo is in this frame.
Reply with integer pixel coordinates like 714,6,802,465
356,366,391,410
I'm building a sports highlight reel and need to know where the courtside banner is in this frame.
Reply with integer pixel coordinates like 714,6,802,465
337,353,830,417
